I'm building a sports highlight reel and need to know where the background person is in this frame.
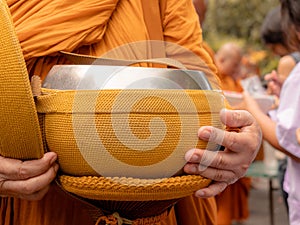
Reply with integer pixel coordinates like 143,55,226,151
241,1,300,224
213,42,252,225
261,5,300,97
214,42,244,92
260,5,300,213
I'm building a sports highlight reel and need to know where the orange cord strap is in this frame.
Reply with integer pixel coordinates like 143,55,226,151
95,210,168,225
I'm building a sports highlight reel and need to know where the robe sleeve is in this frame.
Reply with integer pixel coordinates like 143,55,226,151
7,0,119,59
161,0,220,89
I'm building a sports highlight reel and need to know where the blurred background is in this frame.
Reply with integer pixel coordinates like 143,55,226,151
203,0,279,76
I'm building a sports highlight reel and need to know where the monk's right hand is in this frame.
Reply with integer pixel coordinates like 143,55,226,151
0,152,58,201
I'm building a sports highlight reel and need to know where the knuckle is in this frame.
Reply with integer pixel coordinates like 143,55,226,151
213,170,224,181
0,181,7,193
226,132,237,150
232,110,242,122
216,154,227,168
210,127,218,140
20,183,36,195
18,165,30,180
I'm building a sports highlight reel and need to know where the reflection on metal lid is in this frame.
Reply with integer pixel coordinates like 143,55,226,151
42,65,212,90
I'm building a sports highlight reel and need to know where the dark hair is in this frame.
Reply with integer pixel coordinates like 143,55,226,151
261,6,286,45
281,0,300,28
280,0,300,50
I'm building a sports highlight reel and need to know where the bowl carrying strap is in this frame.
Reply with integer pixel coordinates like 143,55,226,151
0,0,44,159
59,50,186,70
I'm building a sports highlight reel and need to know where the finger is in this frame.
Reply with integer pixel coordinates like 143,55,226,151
264,70,277,82
184,164,246,184
219,108,255,129
18,186,51,201
221,110,262,154
0,185,51,201
264,74,271,81
0,163,59,196
197,125,255,154
197,126,226,148
194,181,228,198
197,111,261,154
0,152,57,180
184,149,252,178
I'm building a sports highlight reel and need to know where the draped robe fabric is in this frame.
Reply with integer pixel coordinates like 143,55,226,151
217,72,243,93
7,0,219,85
1,0,221,224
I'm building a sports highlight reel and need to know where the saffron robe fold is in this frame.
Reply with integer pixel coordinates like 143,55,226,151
7,0,219,86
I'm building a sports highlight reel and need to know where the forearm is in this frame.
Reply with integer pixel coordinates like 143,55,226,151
249,108,300,162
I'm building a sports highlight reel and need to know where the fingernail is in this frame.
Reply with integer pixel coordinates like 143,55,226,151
185,149,197,161
199,129,210,140
50,154,57,164
54,164,59,173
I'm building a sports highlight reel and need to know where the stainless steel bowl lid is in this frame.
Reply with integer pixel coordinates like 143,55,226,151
42,65,213,90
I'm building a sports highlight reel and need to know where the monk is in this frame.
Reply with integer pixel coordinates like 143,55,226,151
214,43,252,225
214,43,244,92
0,1,262,225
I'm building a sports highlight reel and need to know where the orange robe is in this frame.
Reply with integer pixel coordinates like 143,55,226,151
216,72,251,225
1,0,219,224
202,41,215,63
217,72,243,93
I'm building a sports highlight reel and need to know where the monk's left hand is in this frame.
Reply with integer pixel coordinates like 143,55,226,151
183,109,262,198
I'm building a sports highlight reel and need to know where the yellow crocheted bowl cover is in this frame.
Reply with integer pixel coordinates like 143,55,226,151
0,0,224,204
36,88,224,201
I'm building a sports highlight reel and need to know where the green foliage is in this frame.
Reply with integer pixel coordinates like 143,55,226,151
259,51,279,75
202,0,280,75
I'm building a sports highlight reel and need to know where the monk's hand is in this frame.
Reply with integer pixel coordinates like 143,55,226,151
183,109,262,198
0,152,59,201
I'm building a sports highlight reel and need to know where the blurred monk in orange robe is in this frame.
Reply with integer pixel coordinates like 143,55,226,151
214,43,251,225
192,2,252,222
